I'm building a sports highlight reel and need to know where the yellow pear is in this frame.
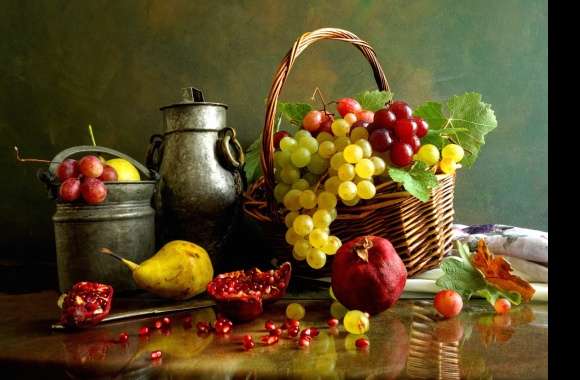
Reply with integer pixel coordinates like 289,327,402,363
105,158,141,181
102,240,213,300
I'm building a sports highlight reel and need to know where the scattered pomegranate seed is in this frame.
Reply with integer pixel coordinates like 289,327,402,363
287,319,300,328
309,327,319,337
214,318,233,334
139,326,150,336
196,321,210,333
265,320,276,331
327,318,339,327
269,328,282,337
288,326,300,337
299,336,312,348
150,350,162,360
154,320,163,329
355,338,370,350
118,332,129,343
183,316,193,328
260,334,279,345
242,335,255,350
162,317,171,325
300,328,312,337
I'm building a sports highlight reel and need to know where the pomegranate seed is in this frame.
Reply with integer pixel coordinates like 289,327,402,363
287,319,300,328
355,338,370,350
150,350,162,360
260,334,279,345
299,336,312,348
139,326,150,336
327,318,339,328
265,320,276,331
154,320,163,329
309,327,319,337
288,326,300,337
242,335,255,350
118,332,129,343
300,328,312,337
162,317,171,325
269,328,282,337
183,316,192,328
196,322,210,333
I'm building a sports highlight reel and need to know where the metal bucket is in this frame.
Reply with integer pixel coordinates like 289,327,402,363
41,146,159,293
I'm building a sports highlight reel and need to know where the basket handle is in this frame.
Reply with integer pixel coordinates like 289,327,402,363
261,28,390,191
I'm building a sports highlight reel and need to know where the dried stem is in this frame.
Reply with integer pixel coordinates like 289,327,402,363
14,146,51,164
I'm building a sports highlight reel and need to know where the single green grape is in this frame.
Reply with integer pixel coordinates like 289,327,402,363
294,129,312,142
355,159,375,179
303,172,320,186
338,163,356,181
439,157,457,174
338,181,357,201
370,156,386,176
274,150,291,168
330,301,348,319
342,196,360,206
355,139,373,158
298,135,319,154
329,208,337,221
318,191,338,209
316,131,334,143
292,179,310,191
286,303,306,320
324,176,341,194
280,136,297,152
330,152,346,170
307,153,329,175
357,180,376,200
353,175,372,184
293,214,314,236
291,147,312,168
306,247,327,269
343,144,363,164
442,144,464,162
285,227,301,245
274,183,291,203
331,118,350,137
344,112,357,126
299,190,318,209
312,208,332,228
318,141,336,159
285,211,300,228
343,310,370,335
334,136,351,152
350,127,369,142
283,189,302,211
309,228,329,249
280,167,300,184
416,144,440,166
293,239,310,260
322,235,342,255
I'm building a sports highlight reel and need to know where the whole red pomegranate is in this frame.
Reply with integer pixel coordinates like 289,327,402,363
331,236,407,315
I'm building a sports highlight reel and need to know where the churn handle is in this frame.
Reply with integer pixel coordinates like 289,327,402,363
48,145,157,180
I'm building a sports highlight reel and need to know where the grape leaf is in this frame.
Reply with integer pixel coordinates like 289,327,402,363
244,117,282,185
277,102,312,126
414,92,497,167
387,162,439,202
355,90,394,112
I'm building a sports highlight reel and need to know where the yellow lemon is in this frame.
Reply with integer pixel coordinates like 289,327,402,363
106,158,140,181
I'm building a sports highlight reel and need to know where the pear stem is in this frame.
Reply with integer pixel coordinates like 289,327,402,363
99,248,139,271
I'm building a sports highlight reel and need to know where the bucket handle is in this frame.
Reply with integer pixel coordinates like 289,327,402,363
48,145,158,181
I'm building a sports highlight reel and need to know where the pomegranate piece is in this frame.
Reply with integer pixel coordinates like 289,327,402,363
206,262,292,322
355,338,370,350
331,236,407,315
58,281,113,328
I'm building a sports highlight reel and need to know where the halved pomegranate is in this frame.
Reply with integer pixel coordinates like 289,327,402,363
58,282,114,328
207,262,292,322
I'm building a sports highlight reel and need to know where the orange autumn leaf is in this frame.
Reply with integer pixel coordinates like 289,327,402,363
471,239,536,302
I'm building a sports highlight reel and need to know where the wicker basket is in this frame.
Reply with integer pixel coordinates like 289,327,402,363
243,28,455,278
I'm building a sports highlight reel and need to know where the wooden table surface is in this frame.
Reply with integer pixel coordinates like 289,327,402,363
0,289,547,379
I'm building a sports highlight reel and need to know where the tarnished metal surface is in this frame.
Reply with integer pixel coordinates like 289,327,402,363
151,88,244,271
42,146,158,293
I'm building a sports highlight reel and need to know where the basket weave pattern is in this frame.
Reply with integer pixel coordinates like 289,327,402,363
243,28,455,277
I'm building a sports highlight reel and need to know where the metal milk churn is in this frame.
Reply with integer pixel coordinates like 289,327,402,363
147,87,245,271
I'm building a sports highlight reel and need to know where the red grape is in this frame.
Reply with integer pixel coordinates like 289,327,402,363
80,178,108,204
351,120,369,130
413,117,429,138
273,131,289,150
389,142,414,167
56,159,79,182
78,155,104,178
318,112,334,135
434,290,463,318
302,110,323,132
394,119,417,140
336,98,362,117
99,165,118,181
356,110,374,123
368,129,394,152
59,178,81,202
388,101,413,120
401,135,421,153
373,109,397,129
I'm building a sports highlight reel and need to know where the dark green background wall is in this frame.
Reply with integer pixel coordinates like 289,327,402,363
1,0,547,264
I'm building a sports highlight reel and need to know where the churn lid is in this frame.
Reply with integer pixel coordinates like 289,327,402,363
160,87,228,110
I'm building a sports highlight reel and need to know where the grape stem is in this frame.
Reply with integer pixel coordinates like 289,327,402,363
310,87,330,112
13,146,51,164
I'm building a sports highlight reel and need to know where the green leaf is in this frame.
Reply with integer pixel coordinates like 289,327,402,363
355,90,394,112
387,162,439,202
277,102,312,126
243,117,282,185
475,287,522,306
414,92,497,167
